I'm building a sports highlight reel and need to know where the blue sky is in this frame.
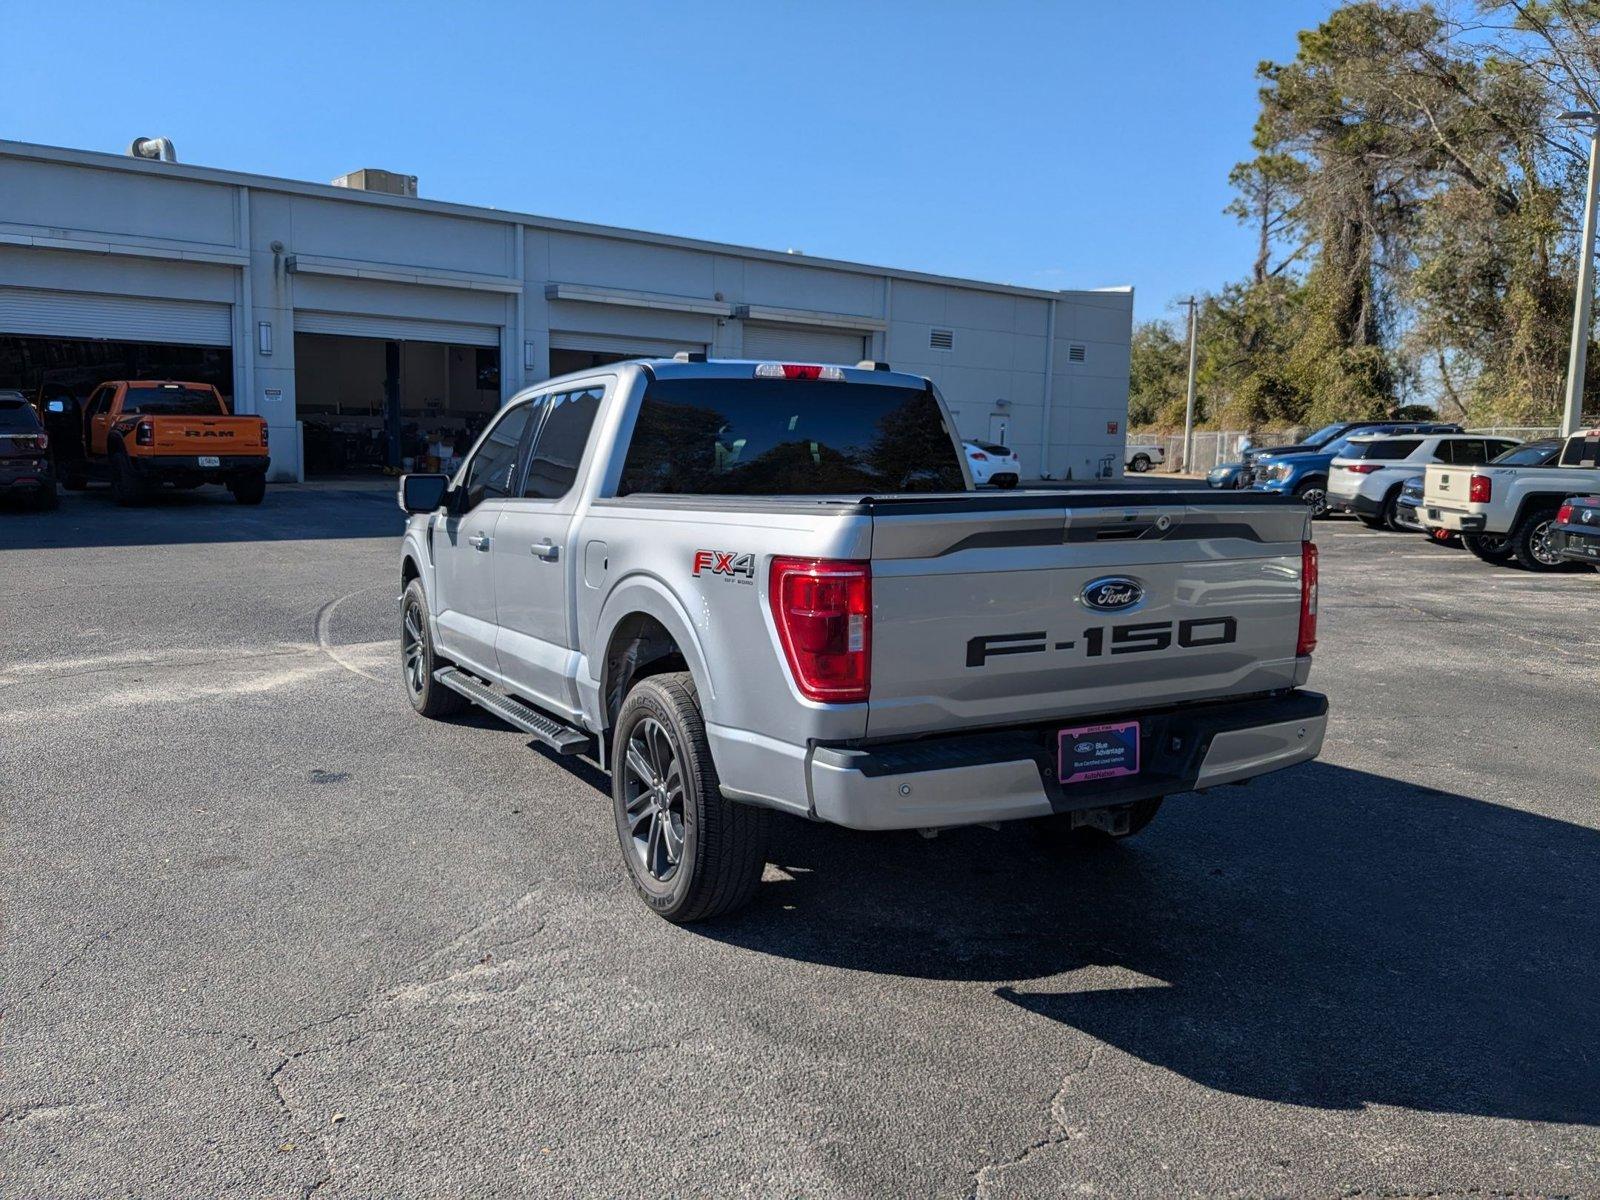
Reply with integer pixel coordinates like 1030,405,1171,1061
5,0,1334,323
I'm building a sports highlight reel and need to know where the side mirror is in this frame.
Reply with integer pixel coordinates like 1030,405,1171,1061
398,473,450,514
46,399,66,414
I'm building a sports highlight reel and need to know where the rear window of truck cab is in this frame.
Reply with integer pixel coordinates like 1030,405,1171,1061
617,377,965,496
120,385,225,416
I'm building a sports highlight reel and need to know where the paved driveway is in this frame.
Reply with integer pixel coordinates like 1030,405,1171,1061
3,485,1597,1197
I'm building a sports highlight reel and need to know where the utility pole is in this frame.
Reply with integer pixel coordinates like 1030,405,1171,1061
1181,297,1200,472
1560,110,1600,437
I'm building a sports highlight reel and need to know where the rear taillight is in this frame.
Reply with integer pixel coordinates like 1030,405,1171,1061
970,451,989,461
261,424,269,447
1558,503,1574,524
135,420,154,447
1297,541,1318,658
33,432,48,451
1468,474,1492,503
1344,463,1380,474
769,557,871,703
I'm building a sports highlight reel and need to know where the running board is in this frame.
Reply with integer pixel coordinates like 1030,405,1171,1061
433,667,592,755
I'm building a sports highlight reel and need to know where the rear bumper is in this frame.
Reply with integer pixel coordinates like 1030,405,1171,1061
0,462,55,490
1327,488,1383,517
1554,524,1600,563
129,454,269,479
805,690,1328,831
1424,504,1487,533
1393,499,1427,532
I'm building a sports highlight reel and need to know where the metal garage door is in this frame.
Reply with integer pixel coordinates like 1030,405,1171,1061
295,310,500,347
741,324,865,365
0,286,232,345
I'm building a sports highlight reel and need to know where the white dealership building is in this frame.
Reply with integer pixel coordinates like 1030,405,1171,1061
0,139,1132,482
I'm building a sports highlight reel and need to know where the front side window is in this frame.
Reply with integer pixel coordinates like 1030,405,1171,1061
461,404,535,510
618,378,964,496
523,387,602,499
120,386,224,416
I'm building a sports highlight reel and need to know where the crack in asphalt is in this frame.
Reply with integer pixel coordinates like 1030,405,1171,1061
966,1040,1098,1199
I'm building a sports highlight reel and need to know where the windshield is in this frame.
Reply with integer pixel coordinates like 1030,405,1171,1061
1303,423,1348,446
120,386,225,416
1490,442,1557,466
618,378,965,496
0,399,41,432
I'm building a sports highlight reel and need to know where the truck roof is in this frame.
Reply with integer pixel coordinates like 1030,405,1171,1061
529,356,930,395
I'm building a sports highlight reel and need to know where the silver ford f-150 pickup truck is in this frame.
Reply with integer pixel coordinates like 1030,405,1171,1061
397,357,1327,922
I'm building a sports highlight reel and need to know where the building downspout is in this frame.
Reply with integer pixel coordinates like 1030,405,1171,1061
237,186,254,417
1039,298,1058,478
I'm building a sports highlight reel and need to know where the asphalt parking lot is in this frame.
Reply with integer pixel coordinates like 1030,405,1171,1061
3,483,1598,1199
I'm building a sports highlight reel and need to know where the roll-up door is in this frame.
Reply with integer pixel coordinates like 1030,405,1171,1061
0,286,231,346
741,324,865,365
295,310,500,347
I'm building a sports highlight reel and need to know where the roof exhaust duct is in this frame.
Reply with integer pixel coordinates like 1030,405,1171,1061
128,137,178,163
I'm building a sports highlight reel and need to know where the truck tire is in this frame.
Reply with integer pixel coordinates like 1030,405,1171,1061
612,671,769,923
1293,477,1328,518
1129,453,1152,473
110,450,147,507
1032,797,1164,847
1508,507,1566,572
1462,532,1512,563
229,472,267,506
400,579,469,719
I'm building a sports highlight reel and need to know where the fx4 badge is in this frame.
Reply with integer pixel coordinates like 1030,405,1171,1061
693,550,756,582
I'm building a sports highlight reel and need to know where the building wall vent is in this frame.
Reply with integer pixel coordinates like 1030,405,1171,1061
930,328,955,350
1068,344,1087,363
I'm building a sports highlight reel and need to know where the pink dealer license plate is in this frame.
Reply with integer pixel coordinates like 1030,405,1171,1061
1058,720,1141,785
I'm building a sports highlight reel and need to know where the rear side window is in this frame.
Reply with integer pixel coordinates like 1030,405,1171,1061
523,387,601,499
1492,442,1556,466
120,386,224,416
1444,439,1497,465
618,378,964,496
0,400,40,432
1560,434,1600,467
1347,438,1420,461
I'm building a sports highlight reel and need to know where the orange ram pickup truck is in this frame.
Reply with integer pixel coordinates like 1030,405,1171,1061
57,381,270,505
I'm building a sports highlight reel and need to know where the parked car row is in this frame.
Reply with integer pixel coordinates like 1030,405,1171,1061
1213,421,1598,572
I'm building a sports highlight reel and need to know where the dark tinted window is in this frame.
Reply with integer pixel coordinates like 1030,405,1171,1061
462,404,534,509
1441,439,1491,464
1304,423,1349,446
523,388,601,499
1346,438,1420,461
0,400,40,432
618,378,965,496
120,386,224,416
971,440,1011,455
1491,441,1557,466
1560,433,1600,466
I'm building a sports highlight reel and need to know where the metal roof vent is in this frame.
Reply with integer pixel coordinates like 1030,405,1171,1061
1068,344,1087,363
127,137,177,163
930,328,955,350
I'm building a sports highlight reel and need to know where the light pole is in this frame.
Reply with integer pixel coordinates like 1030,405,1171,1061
1560,110,1600,437
1181,297,1200,471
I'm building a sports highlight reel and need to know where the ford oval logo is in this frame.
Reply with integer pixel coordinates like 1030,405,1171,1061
1081,576,1145,613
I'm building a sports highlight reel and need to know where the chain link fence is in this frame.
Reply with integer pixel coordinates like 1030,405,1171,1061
1134,426,1562,474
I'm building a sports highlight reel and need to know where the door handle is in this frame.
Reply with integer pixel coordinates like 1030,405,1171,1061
467,532,491,551
531,540,560,561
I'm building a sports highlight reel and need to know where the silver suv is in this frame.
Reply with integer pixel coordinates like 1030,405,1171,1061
1328,433,1520,530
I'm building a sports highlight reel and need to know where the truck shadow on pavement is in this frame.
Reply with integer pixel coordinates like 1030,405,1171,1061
707,761,1600,1126
0,486,403,550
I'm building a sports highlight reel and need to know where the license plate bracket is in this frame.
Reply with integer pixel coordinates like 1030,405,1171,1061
1058,720,1141,785
197,455,221,468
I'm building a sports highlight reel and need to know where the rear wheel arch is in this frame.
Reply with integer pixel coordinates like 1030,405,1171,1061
401,553,421,588
602,613,691,745
1510,493,1569,530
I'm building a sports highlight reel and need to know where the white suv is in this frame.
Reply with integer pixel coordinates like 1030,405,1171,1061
1328,433,1521,530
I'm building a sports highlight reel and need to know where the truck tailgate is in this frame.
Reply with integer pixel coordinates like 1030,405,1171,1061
1422,463,1470,506
145,416,266,455
865,493,1310,739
